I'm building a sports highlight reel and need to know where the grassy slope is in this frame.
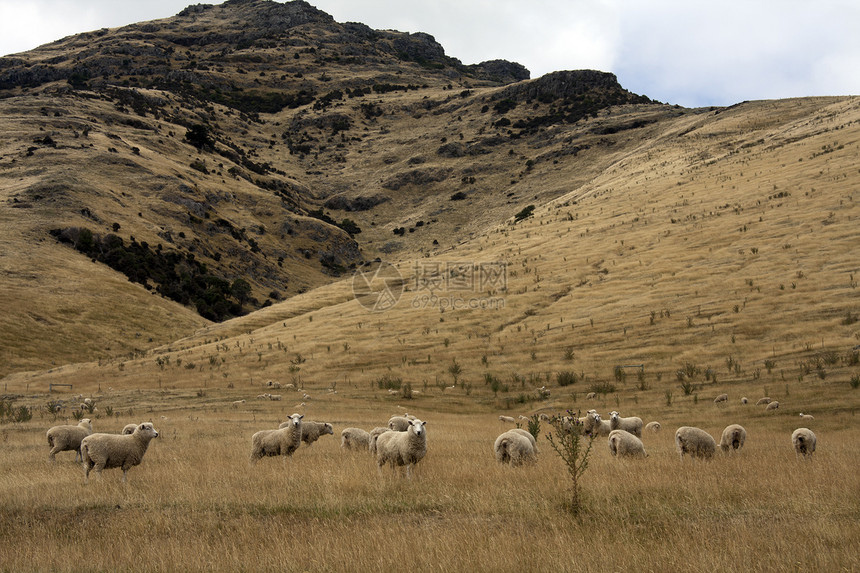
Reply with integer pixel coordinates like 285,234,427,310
1,96,859,572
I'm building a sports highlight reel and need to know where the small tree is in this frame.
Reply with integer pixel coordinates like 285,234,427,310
448,359,462,386
545,412,594,516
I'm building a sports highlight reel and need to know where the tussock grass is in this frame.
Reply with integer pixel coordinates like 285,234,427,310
1,391,858,571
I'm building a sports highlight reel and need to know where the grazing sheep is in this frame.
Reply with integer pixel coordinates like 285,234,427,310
121,423,138,435
508,428,538,454
369,427,390,455
376,418,427,477
755,397,772,406
494,430,537,466
283,420,333,447
586,392,596,400
675,426,716,461
713,393,728,404
341,427,371,450
608,429,647,459
741,397,749,405
766,401,780,412
80,422,159,483
498,415,516,424
539,413,551,421
608,411,643,438
792,428,817,458
799,413,815,421
719,424,747,453
47,419,93,462
268,394,282,401
645,421,661,434
388,416,411,431
250,414,303,463
231,400,246,408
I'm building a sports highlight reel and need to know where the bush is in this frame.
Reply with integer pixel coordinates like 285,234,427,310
514,205,535,222
556,371,578,387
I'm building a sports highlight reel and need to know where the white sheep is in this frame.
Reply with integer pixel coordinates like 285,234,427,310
608,411,643,438
376,418,427,477
675,426,716,461
80,422,159,483
368,427,390,455
494,430,537,466
508,428,538,454
46,418,93,462
799,413,815,421
232,400,246,408
719,424,747,453
713,393,728,404
121,423,138,435
388,416,411,431
586,392,596,400
340,427,371,450
498,415,516,424
755,397,772,406
792,428,816,458
766,401,780,412
268,394,282,401
644,421,661,433
539,413,551,421
282,420,333,447
740,397,749,405
250,414,303,463
585,412,611,437
607,429,647,459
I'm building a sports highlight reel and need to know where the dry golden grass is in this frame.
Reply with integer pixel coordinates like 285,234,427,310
3,96,860,570
1,389,858,572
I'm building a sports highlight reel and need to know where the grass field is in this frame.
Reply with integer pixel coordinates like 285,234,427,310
1,386,858,572
2,96,860,571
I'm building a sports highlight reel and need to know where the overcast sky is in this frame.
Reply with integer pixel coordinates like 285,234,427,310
1,0,858,108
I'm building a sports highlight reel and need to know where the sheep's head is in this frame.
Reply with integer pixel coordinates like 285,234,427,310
609,411,620,422
409,419,426,438
288,414,303,427
136,423,159,439
79,418,92,429
323,423,334,435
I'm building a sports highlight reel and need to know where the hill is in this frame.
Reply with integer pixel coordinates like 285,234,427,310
0,0,675,375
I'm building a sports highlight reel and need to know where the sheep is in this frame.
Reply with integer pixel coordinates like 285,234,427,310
755,397,772,406
250,414,303,463
608,411,643,438
498,415,516,424
585,412,611,437
231,400,246,408
282,420,333,447
791,428,817,458
508,428,538,454
719,424,747,453
368,427,390,455
675,426,716,461
713,393,728,404
741,397,749,405
799,413,815,421
586,392,596,400
388,416,411,431
46,419,93,462
766,401,780,412
494,430,537,466
268,394,282,401
121,423,138,435
340,427,371,450
539,413,551,421
608,429,647,459
376,418,427,477
80,422,159,483
645,421,662,433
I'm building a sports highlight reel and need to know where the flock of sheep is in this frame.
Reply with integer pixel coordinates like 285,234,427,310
44,394,818,482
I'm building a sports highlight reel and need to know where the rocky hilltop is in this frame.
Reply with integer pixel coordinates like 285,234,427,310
0,0,679,374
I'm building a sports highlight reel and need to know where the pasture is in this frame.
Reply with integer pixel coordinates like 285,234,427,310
1,378,858,572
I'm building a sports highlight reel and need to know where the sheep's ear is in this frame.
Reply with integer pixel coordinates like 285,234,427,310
421,421,427,426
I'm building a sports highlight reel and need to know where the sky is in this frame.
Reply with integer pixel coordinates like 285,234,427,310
0,0,858,108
